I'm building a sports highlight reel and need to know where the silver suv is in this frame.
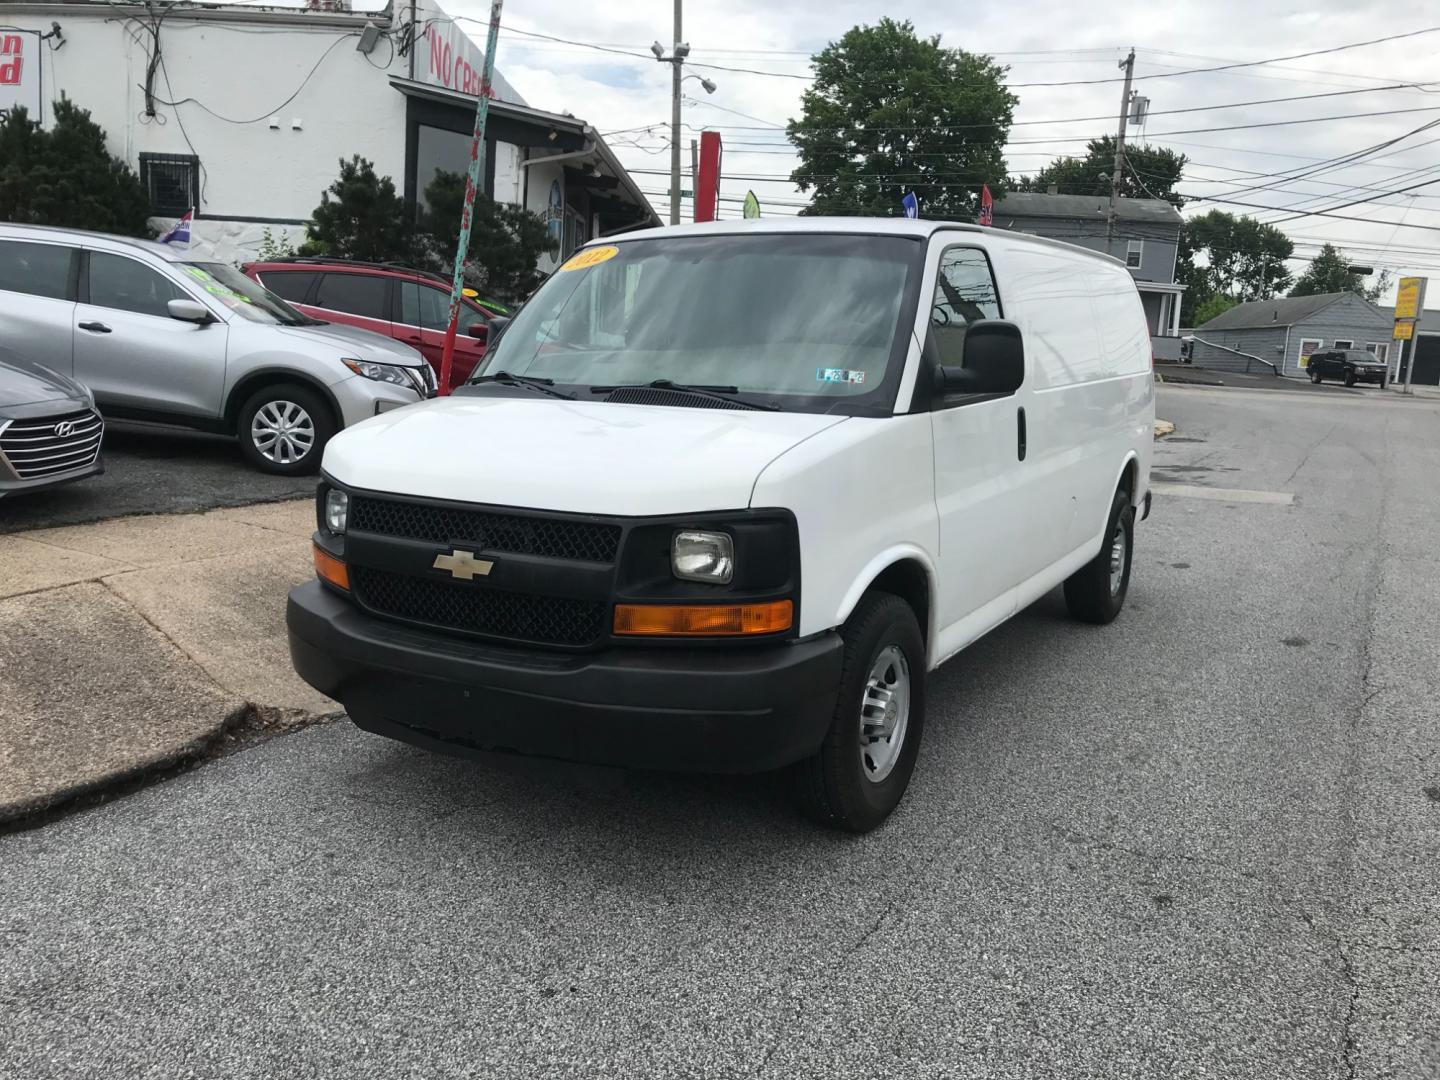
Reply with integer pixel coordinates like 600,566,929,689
0,224,436,474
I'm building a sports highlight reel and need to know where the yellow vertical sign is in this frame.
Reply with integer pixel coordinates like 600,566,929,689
1394,320,1414,341
1395,277,1423,320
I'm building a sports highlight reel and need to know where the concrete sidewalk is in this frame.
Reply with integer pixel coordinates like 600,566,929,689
0,499,332,822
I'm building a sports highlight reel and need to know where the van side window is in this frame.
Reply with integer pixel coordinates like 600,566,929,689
930,247,1001,366
87,253,186,318
0,240,76,301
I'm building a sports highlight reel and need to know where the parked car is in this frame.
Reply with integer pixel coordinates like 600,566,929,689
242,258,498,388
1307,348,1389,387
0,344,104,498
287,219,1154,832
0,224,435,475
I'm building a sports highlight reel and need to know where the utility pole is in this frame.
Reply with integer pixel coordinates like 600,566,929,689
669,0,683,226
1105,49,1136,259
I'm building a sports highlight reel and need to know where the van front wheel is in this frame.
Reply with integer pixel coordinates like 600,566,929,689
1063,488,1134,624
794,592,926,833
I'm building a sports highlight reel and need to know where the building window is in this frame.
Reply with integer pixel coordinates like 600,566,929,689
1333,339,1354,349
138,153,200,216
1367,342,1389,362
1126,240,1143,269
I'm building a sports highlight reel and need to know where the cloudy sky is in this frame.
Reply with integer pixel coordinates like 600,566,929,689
428,0,1439,302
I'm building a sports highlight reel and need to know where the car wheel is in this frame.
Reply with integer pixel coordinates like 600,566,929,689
237,384,335,475
1063,487,1134,625
794,591,926,833
1310,366,1322,384
1344,371,1357,387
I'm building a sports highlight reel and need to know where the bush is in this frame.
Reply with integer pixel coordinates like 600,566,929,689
0,101,153,237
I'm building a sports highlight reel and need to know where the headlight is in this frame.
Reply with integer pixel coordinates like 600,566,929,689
325,489,348,534
672,530,734,584
341,357,415,389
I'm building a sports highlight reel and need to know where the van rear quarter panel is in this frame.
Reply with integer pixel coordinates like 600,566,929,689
749,414,939,639
989,242,1154,550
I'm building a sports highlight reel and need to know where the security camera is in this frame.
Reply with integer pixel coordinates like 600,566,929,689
674,42,691,58
650,41,666,59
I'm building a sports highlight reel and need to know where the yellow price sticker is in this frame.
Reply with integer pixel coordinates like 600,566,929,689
558,245,620,272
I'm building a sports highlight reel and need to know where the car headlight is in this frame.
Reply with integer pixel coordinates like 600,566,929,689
672,530,734,584
341,357,414,389
324,489,348,534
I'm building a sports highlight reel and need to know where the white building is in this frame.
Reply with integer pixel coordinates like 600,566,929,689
0,0,658,266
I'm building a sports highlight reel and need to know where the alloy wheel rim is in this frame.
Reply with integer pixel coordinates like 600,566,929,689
251,400,315,465
1109,523,1127,596
859,644,911,783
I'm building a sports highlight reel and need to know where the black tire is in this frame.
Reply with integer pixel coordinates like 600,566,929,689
236,383,336,475
1380,377,1388,390
1310,367,1322,384
1063,487,1134,625
794,592,926,833
1344,371,1357,387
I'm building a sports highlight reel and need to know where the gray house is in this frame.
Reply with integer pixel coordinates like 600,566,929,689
1191,293,1393,378
991,193,1186,345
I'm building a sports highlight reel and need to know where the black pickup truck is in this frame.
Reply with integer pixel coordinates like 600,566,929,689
1307,348,1389,388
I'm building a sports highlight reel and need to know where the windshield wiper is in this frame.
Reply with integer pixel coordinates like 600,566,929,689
471,371,576,400
588,379,777,410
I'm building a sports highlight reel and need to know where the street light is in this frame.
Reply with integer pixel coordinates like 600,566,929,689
685,74,717,95
652,3,714,225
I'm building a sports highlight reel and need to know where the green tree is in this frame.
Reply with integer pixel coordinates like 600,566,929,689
0,101,153,237
1192,293,1238,326
1013,137,1188,206
1176,210,1294,323
421,171,556,301
787,19,1016,219
304,155,419,262
1289,243,1391,301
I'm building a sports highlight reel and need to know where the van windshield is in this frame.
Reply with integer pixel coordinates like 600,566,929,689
476,233,920,413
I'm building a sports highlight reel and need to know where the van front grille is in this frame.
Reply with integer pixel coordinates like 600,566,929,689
349,496,620,563
0,409,103,480
350,565,607,648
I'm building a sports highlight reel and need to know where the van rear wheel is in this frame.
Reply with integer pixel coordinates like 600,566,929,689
1063,488,1134,625
794,592,926,833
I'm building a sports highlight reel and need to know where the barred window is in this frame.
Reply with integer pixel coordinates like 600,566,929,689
138,153,200,216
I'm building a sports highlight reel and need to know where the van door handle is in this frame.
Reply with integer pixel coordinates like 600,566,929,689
1017,406,1027,461
78,321,112,334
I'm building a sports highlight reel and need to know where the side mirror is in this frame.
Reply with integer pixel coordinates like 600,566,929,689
935,319,1024,395
484,316,511,355
466,323,487,340
168,298,212,324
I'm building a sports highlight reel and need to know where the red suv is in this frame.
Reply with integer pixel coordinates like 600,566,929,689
242,259,497,387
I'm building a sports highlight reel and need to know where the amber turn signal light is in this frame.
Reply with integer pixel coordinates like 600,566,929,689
613,600,793,637
313,544,350,590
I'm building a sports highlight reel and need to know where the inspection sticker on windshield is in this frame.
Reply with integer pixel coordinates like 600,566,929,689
558,245,620,272
817,368,866,385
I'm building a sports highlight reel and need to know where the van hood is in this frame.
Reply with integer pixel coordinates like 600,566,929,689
322,394,849,515
274,322,426,367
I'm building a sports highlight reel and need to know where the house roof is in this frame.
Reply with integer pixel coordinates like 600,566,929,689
1199,292,1387,330
993,193,1182,225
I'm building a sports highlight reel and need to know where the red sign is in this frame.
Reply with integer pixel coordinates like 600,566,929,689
1,34,24,87
425,25,496,99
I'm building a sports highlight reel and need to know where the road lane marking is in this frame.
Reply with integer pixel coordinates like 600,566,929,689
1151,482,1294,505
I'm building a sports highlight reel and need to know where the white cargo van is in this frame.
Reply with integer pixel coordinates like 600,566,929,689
287,218,1154,831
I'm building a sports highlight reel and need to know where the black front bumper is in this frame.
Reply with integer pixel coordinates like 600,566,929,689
287,581,843,773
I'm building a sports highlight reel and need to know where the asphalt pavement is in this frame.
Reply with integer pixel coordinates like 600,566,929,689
3,384,1439,1079
0,422,315,533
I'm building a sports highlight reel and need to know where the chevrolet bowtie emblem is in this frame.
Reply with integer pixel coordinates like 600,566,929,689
432,549,494,580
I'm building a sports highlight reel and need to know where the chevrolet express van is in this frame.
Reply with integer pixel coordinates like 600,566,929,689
287,219,1154,832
